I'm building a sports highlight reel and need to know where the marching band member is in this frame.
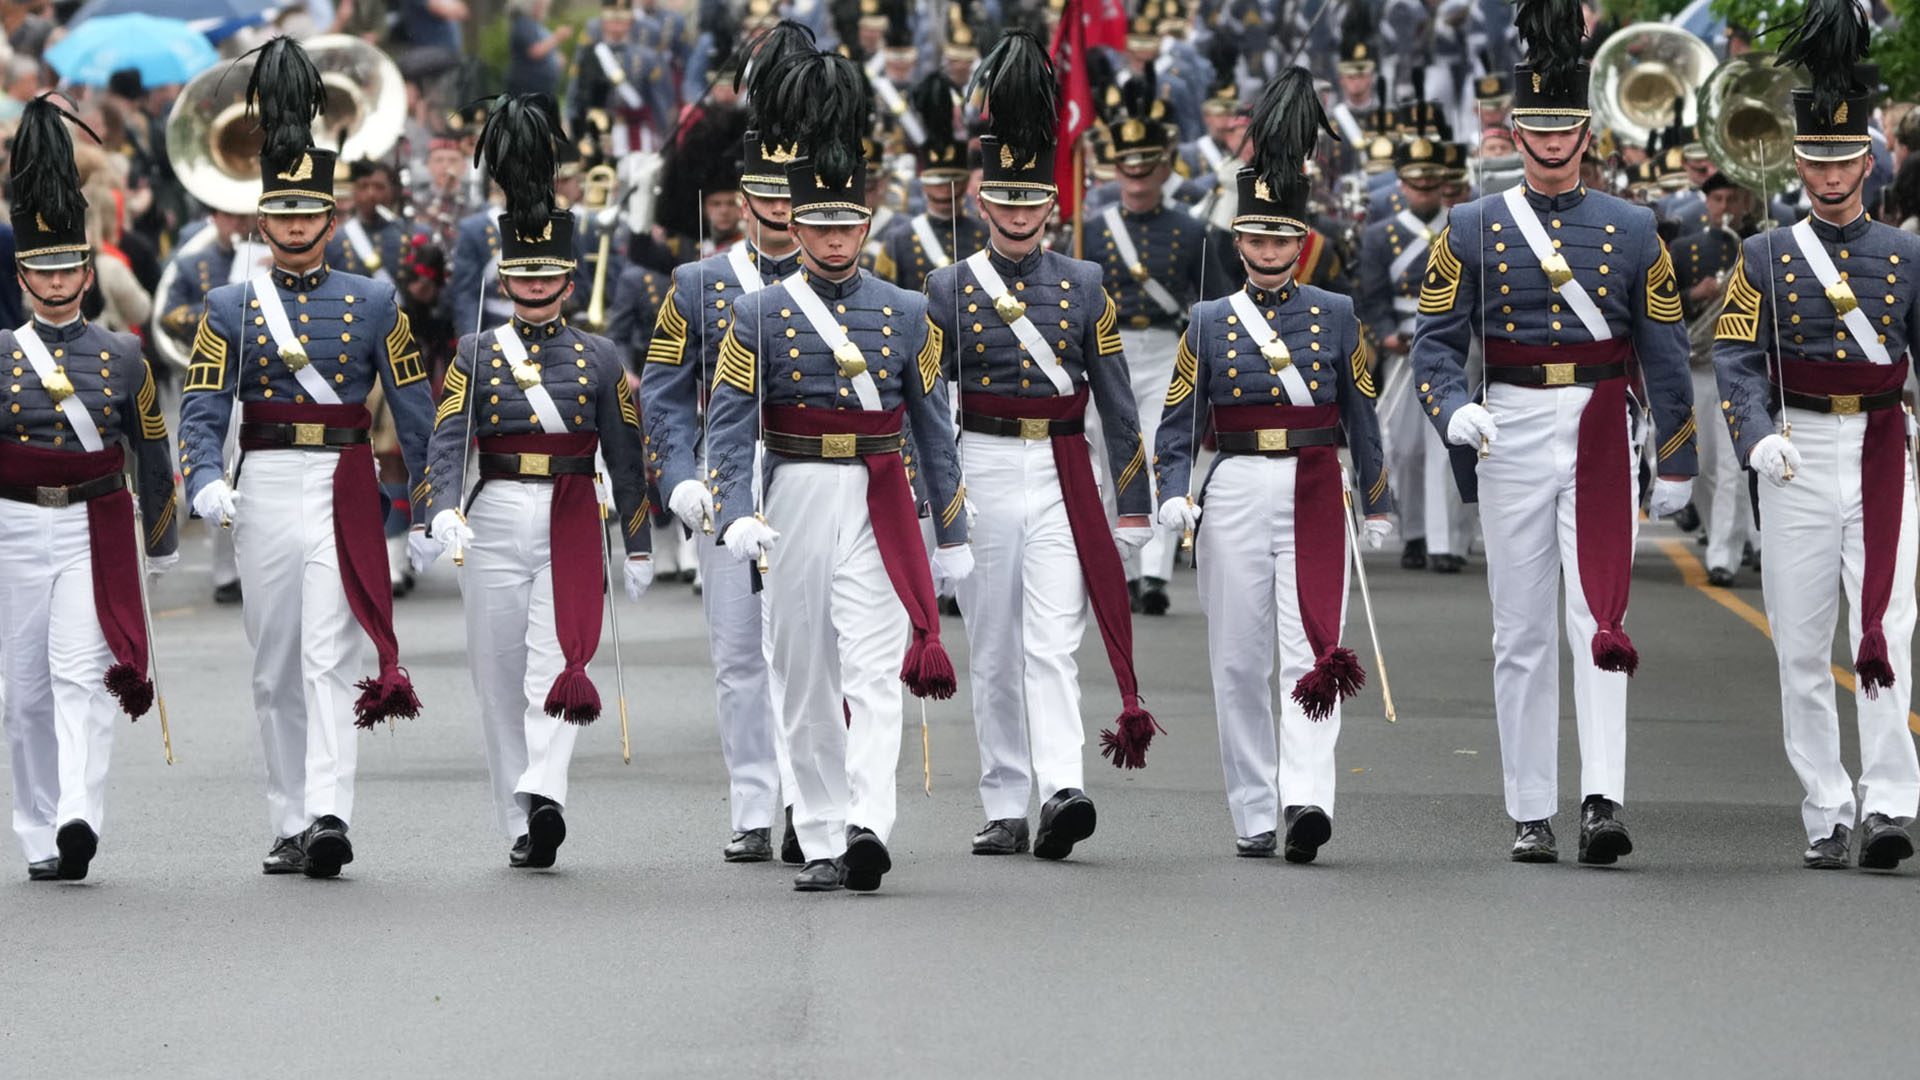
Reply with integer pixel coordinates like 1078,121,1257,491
423,95,654,871
874,72,988,292
1155,68,1392,862
1676,174,1756,587
0,97,178,882
926,31,1157,860
1712,0,1920,871
1410,0,1696,865
178,37,436,879
709,48,969,893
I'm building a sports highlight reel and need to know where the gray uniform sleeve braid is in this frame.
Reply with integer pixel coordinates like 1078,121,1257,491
372,283,437,525
1084,282,1152,516
1711,234,1777,465
1630,220,1698,477
1333,306,1393,516
706,292,763,538
178,293,239,509
128,355,179,557
1410,202,1479,440
424,335,480,525
1152,319,1205,507
595,347,653,557
904,301,968,547
638,271,700,497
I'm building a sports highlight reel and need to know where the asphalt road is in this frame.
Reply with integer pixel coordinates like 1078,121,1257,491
2,518,1914,1079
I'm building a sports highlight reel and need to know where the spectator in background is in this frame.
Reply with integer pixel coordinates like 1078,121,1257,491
2,1,52,60
508,0,571,97
1,54,39,123
398,0,467,53
0,223,20,328
82,180,152,335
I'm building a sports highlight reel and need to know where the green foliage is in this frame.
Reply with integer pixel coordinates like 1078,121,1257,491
1708,0,1804,38
1598,0,1694,23
1879,1,1920,103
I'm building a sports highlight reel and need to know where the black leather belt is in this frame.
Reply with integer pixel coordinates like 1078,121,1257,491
478,452,596,478
762,430,905,459
1215,427,1341,454
0,472,125,508
238,422,370,449
960,414,1086,439
1486,360,1627,387
1780,387,1902,415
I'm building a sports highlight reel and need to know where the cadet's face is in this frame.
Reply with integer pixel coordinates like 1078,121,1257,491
354,174,393,213
795,221,870,274
1704,186,1751,223
1796,154,1871,207
982,197,1053,241
742,192,791,228
1403,180,1444,215
705,191,742,235
1118,155,1170,192
259,210,334,255
1685,157,1716,186
1339,72,1372,106
1237,232,1303,278
508,273,570,307
427,148,464,187
20,264,92,306
923,178,958,216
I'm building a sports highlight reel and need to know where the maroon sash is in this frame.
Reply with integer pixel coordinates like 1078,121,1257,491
1213,404,1362,719
241,402,420,726
0,443,153,718
1777,357,1913,695
764,405,954,699
1486,338,1640,675
961,387,1162,768
479,433,609,722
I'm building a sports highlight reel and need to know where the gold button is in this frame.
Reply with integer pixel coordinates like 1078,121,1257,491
715,281,726,291
1227,315,1237,325
1497,262,1508,273
1495,242,1506,253
1598,266,1609,275
1781,255,1792,264
1838,349,1848,359
1605,224,1616,234
1841,250,1850,260
1491,223,1502,233
1551,219,1561,228
1226,367,1237,377
1505,322,1515,332
1596,286,1607,297
791,371,802,381
1551,320,1562,330
1788,292,1798,303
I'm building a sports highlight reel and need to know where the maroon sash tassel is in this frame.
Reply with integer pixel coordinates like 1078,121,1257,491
765,406,955,700
244,402,420,726
963,389,1163,766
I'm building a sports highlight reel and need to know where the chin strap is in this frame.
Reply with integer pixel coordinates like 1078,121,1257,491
1513,123,1588,173
500,276,572,308
263,210,335,255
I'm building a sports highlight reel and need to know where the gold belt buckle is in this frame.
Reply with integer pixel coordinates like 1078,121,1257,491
521,453,552,477
35,485,69,508
1542,363,1577,387
820,433,858,458
1018,417,1051,440
1256,428,1290,452
291,422,326,447
1830,394,1862,416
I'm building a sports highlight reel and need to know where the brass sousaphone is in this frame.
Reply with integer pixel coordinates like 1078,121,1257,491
1589,23,1718,150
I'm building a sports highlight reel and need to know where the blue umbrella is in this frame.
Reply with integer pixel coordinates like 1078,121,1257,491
43,15,221,88
68,0,280,26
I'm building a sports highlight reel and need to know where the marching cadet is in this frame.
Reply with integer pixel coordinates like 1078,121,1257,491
0,97,178,882
1676,173,1755,587
875,72,987,292
927,31,1157,861
423,95,654,871
1326,5,1383,153
641,20,815,865
327,161,415,284
1155,68,1393,863
709,48,970,893
451,190,513,339
1086,72,1207,615
1179,37,1245,190
1712,0,1920,872
178,37,437,879
1409,0,1696,865
569,1,673,156
1361,135,1468,573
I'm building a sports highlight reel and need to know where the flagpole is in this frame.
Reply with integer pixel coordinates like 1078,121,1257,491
1072,136,1085,260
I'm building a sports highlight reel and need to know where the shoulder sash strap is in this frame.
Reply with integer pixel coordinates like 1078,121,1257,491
1789,218,1893,365
910,214,951,269
1388,209,1434,283
1499,186,1610,342
726,244,764,294
17,324,104,452
780,272,882,411
341,218,391,282
492,324,570,432
1102,206,1181,317
250,274,343,405
871,77,925,146
964,251,1073,394
1225,289,1316,407
1332,102,1367,146
595,43,644,109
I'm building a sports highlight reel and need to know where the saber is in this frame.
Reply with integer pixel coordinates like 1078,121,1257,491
920,698,931,797
1341,487,1397,723
128,499,175,763
599,496,633,764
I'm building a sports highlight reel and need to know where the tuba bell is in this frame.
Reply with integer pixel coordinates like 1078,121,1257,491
1698,53,1809,199
1590,23,1718,151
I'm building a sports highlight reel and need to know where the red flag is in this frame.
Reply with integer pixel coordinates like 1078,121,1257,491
1083,0,1129,51
1051,0,1094,220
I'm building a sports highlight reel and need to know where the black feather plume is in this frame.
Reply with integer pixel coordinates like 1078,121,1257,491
1204,33,1238,96
1245,67,1337,206
1512,0,1586,85
1117,67,1158,126
1339,0,1372,50
657,103,748,239
735,19,818,123
243,35,324,175
909,71,961,149
474,94,563,241
1770,0,1871,119
766,51,873,190
8,94,98,235
964,30,1056,161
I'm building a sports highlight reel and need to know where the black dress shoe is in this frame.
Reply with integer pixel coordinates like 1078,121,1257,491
1857,813,1915,870
971,818,1031,855
1706,567,1736,587
1138,577,1170,616
523,796,566,869
1671,503,1701,533
1127,578,1144,613
1282,805,1332,864
780,806,804,866
1577,796,1633,865
302,815,353,879
1431,553,1466,574
27,858,59,882
1235,831,1277,858
725,828,773,863
1400,538,1427,570
55,821,97,881
1033,788,1097,861
938,595,962,617
508,835,533,868
841,827,892,892
213,581,243,605
1803,824,1851,870
1511,819,1558,863
262,836,305,875
793,858,844,892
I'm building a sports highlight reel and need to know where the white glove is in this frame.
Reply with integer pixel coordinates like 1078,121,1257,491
431,509,474,563
667,478,713,532
623,554,654,600
192,479,238,527
1362,517,1391,550
1158,496,1201,532
1445,402,1498,449
722,516,778,563
1749,434,1801,488
146,553,179,579
1647,477,1694,520
932,543,974,592
1113,525,1153,555
964,498,979,531
406,524,439,574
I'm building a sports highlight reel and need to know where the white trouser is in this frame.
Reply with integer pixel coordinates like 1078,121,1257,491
763,463,907,861
699,525,794,832
1758,407,1920,842
0,501,118,864
1691,367,1754,572
957,432,1089,820
1418,410,1472,557
234,450,368,839
1378,352,1429,544
1196,455,1346,838
1088,325,1177,582
459,481,581,839
1477,382,1637,822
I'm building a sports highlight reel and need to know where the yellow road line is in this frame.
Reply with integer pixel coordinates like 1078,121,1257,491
1655,538,1920,735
